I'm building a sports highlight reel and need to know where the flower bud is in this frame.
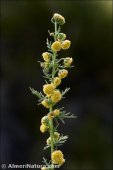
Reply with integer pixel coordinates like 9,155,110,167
48,112,55,120
42,52,51,62
64,57,73,67
62,40,71,50
53,77,61,87
53,109,60,116
51,41,62,52
41,116,49,125
46,137,51,145
41,100,50,108
52,13,65,25
54,132,60,140
57,33,66,41
40,62,49,69
40,123,48,133
58,69,68,79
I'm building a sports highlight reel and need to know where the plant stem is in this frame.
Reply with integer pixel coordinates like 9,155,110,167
49,106,55,170
52,21,57,80
55,21,57,41
49,21,58,170
49,105,54,154
52,52,56,80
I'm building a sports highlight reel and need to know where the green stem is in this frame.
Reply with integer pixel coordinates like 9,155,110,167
52,52,56,80
49,105,54,154
52,21,57,81
49,21,58,170
49,106,55,170
55,21,57,41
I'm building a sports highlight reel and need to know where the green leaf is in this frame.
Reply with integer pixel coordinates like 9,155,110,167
29,87,45,101
43,145,51,150
42,157,49,166
62,87,70,96
56,135,68,146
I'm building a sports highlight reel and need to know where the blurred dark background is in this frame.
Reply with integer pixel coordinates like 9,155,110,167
1,0,112,170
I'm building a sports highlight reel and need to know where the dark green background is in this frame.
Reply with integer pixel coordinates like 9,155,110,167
1,0,112,170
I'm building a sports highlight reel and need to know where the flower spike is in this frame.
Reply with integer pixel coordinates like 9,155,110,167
30,13,77,170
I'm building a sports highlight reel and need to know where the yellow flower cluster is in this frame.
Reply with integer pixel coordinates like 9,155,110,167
64,57,73,67
51,90,62,103
41,92,62,107
42,83,62,106
43,83,55,95
58,69,68,79
53,13,65,25
51,40,71,52
51,150,65,165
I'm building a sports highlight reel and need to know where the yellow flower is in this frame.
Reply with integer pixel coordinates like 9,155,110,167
41,116,49,125
46,137,51,145
58,69,68,79
51,41,62,52
40,123,48,133
52,13,65,25
53,77,61,87
57,33,66,41
51,90,62,103
42,52,51,62
53,109,60,116
43,83,55,95
48,112,55,120
54,132,60,140
62,40,71,50
51,150,65,165
64,57,73,67
41,100,49,108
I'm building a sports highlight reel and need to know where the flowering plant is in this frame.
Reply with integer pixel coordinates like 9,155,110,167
30,13,77,170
